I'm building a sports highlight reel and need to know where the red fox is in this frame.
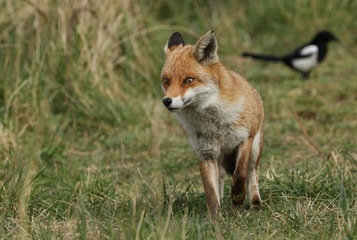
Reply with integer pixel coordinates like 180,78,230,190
161,31,264,218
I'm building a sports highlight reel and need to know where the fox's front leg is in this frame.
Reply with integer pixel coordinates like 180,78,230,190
231,137,253,206
199,159,220,219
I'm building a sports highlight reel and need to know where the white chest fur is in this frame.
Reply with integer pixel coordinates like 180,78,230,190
175,98,248,159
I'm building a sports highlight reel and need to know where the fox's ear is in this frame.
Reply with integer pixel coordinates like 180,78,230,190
192,30,218,65
164,32,185,53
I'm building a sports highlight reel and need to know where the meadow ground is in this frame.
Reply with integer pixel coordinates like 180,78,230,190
0,0,356,239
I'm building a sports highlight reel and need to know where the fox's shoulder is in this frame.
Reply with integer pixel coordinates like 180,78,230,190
229,70,262,99
227,70,250,87
217,69,259,103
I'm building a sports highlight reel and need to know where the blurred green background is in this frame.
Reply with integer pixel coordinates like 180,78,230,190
0,0,356,239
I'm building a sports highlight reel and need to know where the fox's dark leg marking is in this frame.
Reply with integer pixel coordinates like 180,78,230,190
231,137,253,206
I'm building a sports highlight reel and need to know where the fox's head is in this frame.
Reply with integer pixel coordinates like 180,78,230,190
161,30,221,112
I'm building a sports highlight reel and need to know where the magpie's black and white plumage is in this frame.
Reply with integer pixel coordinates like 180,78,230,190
242,31,339,79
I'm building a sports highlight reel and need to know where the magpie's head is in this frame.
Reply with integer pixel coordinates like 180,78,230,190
311,30,339,44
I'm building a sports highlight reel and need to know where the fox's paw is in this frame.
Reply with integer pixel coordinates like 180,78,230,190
231,194,245,206
250,197,263,211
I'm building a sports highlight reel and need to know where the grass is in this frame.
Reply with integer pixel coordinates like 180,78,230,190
0,0,356,239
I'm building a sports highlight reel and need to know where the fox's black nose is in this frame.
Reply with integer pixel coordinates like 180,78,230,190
162,98,172,107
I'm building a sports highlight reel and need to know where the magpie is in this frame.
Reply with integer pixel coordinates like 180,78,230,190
242,31,339,79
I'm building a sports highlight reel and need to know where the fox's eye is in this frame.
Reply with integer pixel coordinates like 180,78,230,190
183,77,194,85
162,78,170,86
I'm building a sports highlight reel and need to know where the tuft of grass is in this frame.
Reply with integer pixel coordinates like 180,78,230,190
0,0,356,239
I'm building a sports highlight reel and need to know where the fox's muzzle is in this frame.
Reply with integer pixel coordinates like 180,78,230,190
162,96,185,112
162,97,172,107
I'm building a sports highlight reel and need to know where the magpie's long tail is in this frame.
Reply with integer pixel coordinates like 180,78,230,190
242,52,282,62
